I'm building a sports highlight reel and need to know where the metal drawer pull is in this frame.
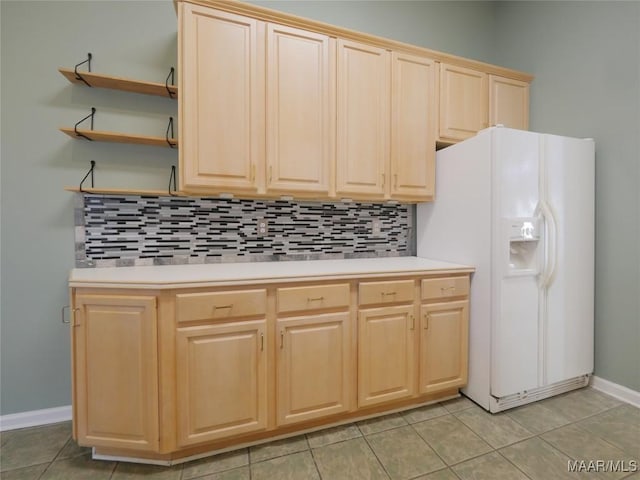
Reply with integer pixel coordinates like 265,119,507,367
61,305,70,324
424,313,430,329
280,331,284,349
212,304,233,311
440,286,456,293
62,306,80,326
307,296,324,302
381,291,397,296
260,333,264,352
410,314,415,330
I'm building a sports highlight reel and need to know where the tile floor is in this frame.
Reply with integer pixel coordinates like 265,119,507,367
1,387,638,480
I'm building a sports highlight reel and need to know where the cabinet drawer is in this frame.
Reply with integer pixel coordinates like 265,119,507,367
359,280,414,306
421,277,469,300
176,289,267,323
277,284,350,313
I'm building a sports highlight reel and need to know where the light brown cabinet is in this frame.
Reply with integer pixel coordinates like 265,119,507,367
439,63,489,143
489,75,530,130
72,294,159,451
266,24,335,196
179,4,264,193
391,52,437,200
420,301,469,394
175,319,268,446
336,39,390,199
71,266,471,462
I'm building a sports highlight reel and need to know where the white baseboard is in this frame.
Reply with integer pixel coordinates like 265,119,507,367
590,375,640,408
0,405,72,432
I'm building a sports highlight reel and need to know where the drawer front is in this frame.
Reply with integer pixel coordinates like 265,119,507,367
421,276,469,300
359,280,415,306
277,284,350,313
176,289,267,322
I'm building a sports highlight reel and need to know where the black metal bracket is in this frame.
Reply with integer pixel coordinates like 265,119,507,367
79,160,96,192
165,67,175,98
74,107,96,141
74,53,92,87
168,165,177,196
166,117,176,148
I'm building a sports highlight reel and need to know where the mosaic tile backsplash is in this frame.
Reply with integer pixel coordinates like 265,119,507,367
75,194,414,268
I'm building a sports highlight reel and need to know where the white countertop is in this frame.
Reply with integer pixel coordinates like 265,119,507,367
69,256,474,289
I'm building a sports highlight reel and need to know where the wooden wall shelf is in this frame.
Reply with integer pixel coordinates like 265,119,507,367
59,68,178,98
60,127,178,148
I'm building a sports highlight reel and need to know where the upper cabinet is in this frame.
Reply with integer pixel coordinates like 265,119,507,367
439,63,488,143
489,75,530,131
391,52,437,201
266,25,335,196
179,4,265,193
336,40,390,199
177,0,533,202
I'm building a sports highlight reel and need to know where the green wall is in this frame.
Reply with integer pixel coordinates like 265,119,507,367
492,1,640,391
1,0,638,417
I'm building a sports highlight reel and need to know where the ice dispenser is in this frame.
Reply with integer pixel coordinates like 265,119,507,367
504,218,540,274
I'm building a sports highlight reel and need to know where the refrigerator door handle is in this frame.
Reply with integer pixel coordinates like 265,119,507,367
539,200,558,289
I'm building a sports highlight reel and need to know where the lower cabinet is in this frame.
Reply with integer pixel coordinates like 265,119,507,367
175,319,268,446
71,271,470,461
72,294,159,451
358,305,415,407
420,301,469,394
277,312,351,425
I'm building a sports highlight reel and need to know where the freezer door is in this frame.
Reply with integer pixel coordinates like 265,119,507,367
491,128,542,397
541,134,595,385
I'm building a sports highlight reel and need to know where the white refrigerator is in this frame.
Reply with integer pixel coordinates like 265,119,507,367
417,126,595,412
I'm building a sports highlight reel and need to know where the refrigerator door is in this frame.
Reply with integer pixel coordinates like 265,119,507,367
490,128,542,397
541,134,595,385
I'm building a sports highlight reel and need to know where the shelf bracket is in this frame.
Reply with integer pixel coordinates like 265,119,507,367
79,160,96,193
168,165,177,196
74,53,92,87
166,117,176,148
165,67,175,98
74,107,96,141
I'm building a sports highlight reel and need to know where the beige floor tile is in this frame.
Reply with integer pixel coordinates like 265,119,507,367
401,404,449,424
55,438,92,461
577,405,640,458
357,413,408,435
110,461,183,479
197,466,250,480
251,451,319,480
0,423,71,472
181,449,248,479
367,425,445,479
543,422,636,474
312,437,388,480
441,396,476,413
500,437,589,480
452,451,528,480
623,471,640,479
455,405,532,448
0,463,49,480
249,435,309,463
413,468,459,480
539,388,622,422
412,414,492,465
39,453,116,480
306,423,361,448
507,401,571,434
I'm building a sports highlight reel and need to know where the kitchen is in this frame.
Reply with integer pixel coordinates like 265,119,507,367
1,0,638,478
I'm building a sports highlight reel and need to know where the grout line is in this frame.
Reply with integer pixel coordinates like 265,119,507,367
495,448,536,480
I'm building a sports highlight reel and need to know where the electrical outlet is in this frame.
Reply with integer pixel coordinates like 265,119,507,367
371,218,381,236
257,218,268,236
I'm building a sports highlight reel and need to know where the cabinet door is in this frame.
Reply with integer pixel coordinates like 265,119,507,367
439,63,488,143
179,4,264,192
176,320,267,446
391,52,436,201
266,24,334,195
277,312,351,425
358,305,415,407
73,294,159,451
336,39,390,198
419,301,469,394
489,75,530,130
